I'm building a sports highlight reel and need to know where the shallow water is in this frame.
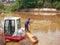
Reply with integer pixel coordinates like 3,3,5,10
32,30,60,45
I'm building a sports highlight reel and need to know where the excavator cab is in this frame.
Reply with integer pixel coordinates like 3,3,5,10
4,17,25,41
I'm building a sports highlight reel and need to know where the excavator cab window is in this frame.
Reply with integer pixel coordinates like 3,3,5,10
17,19,21,30
4,20,15,36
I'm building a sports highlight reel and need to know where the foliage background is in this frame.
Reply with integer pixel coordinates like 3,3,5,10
0,0,60,12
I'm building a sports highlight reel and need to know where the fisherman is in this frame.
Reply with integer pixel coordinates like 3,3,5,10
25,18,30,32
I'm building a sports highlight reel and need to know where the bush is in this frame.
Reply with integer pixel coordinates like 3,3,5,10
53,1,60,9
55,2,60,9
0,4,4,9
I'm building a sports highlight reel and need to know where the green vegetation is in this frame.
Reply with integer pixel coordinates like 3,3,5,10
0,4,4,9
0,4,5,12
53,1,60,9
10,0,60,11
0,0,60,12
0,4,10,13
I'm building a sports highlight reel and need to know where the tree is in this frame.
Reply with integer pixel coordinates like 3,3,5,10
23,0,37,8
11,0,37,10
0,4,4,9
10,0,60,11
10,0,24,11
53,1,60,9
36,0,43,8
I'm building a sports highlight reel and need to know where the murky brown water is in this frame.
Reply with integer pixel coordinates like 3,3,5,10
0,12,60,45
32,30,60,45
6,30,60,45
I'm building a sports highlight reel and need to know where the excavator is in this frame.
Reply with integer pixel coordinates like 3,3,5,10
2,16,38,44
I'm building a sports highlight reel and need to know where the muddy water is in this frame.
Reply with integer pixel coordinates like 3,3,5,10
6,42,19,45
32,30,60,45
0,13,60,45
6,30,60,45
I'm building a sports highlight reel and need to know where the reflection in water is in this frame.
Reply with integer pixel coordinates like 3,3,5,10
33,29,60,45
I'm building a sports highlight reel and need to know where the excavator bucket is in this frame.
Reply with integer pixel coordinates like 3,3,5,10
25,32,38,44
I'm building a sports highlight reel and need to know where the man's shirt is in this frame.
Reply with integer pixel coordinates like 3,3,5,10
25,19,30,26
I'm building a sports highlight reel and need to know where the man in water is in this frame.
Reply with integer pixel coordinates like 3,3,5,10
25,18,30,32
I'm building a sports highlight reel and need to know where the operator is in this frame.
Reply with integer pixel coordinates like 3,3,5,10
25,18,30,32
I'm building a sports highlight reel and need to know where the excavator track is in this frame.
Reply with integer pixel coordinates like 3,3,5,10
6,38,34,45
